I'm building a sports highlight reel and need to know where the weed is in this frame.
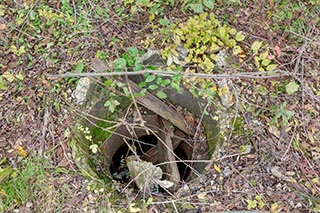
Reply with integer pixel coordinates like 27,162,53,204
270,102,294,127
124,0,174,17
183,0,215,13
0,157,50,210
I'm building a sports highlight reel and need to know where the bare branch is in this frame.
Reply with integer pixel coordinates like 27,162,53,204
46,69,289,80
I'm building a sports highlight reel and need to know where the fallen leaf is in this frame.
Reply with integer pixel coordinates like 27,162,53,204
129,203,142,213
271,202,282,213
17,145,27,157
2,72,15,82
286,81,299,95
197,192,207,199
251,41,263,54
239,145,252,155
268,126,280,138
275,45,281,58
271,166,283,179
235,31,245,42
0,24,7,30
213,164,222,173
126,155,173,191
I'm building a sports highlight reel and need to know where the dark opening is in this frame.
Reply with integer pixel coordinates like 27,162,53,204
109,134,192,184
174,143,191,181
132,135,158,155
109,135,158,182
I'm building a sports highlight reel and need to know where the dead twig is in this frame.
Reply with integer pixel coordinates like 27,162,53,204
39,106,50,156
125,75,147,130
46,69,288,80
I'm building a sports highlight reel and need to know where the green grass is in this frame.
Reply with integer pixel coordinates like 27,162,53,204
0,157,48,210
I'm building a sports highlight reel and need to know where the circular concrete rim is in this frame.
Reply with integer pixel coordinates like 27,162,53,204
103,114,202,183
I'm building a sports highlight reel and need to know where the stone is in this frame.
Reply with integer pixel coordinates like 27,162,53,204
72,77,91,105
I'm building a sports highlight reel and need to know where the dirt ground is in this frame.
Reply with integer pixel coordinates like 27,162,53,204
0,1,319,212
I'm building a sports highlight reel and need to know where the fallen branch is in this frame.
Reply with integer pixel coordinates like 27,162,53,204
127,78,193,135
158,118,181,188
46,69,289,79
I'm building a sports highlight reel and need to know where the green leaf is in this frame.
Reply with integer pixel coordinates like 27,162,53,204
232,45,242,55
147,65,157,70
145,75,156,83
171,82,181,93
172,74,181,82
76,62,85,72
140,88,147,96
109,104,115,113
156,91,167,99
203,0,214,9
104,100,111,107
134,63,143,71
0,76,7,90
29,10,37,21
114,58,127,71
192,3,203,13
161,79,171,86
235,31,245,41
251,41,263,54
112,100,120,106
139,81,146,88
266,64,277,71
148,84,158,90
156,77,162,85
246,199,257,210
286,81,299,95
123,87,130,96
159,18,170,26
229,28,237,35
261,58,271,66
218,26,226,37
127,47,139,57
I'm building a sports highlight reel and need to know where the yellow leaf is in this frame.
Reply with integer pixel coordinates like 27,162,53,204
271,203,282,213
312,178,320,185
0,5,5,16
149,13,155,22
251,41,263,54
235,31,245,41
213,164,221,173
10,45,26,56
218,26,226,37
197,192,207,199
266,64,277,71
2,72,15,82
229,28,237,35
10,45,18,53
16,73,24,81
175,28,183,36
129,203,142,213
218,86,229,95
210,54,217,61
230,39,237,46
210,85,217,92
233,45,242,55
17,146,27,157
259,51,269,59
18,46,26,56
